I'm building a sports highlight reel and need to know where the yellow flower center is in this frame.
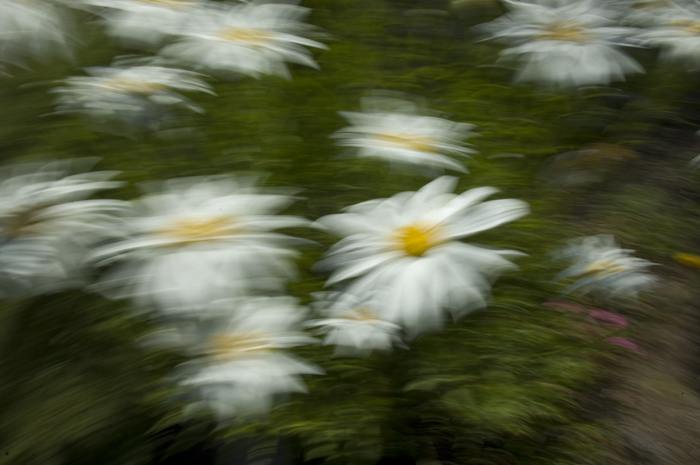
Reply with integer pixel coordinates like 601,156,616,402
343,307,381,323
217,27,275,46
104,78,167,95
585,260,627,278
673,253,700,269
160,215,240,244
390,221,446,257
139,0,189,7
536,23,590,42
208,331,272,362
375,133,435,152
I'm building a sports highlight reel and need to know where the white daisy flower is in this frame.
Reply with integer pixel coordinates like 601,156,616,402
159,0,328,79
479,0,644,87
332,97,477,173
51,64,214,128
0,159,126,296
555,234,657,299
91,175,308,313
178,297,322,419
314,176,529,334
80,0,202,49
0,0,74,69
307,291,403,357
633,5,700,65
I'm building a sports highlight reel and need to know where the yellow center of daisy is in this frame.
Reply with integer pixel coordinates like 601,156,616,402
343,307,381,323
139,0,189,6
104,78,166,95
390,221,446,257
160,215,240,243
218,27,275,46
536,23,590,42
375,133,435,152
208,331,272,361
585,260,627,278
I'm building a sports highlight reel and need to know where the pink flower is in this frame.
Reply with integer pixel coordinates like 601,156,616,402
589,309,629,328
543,301,588,313
605,337,646,355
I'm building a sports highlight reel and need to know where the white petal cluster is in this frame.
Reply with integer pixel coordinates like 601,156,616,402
81,0,201,49
479,0,644,87
0,159,126,296
307,291,403,357
632,4,700,65
52,63,214,127
332,97,477,173
315,176,529,335
160,0,327,79
0,0,74,69
555,234,657,299
92,175,307,313
178,297,321,419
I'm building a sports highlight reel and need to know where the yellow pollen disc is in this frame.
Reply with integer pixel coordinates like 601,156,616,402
536,23,589,42
160,215,240,243
139,0,189,6
104,78,167,95
208,331,271,361
218,27,275,46
673,253,700,269
390,221,446,257
375,133,435,152
585,260,627,278
682,23,700,34
343,308,381,323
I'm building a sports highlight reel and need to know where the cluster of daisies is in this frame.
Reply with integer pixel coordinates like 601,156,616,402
0,0,663,421
0,156,657,419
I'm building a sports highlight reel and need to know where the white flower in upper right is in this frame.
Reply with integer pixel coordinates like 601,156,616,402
314,177,529,334
478,0,644,87
332,98,477,173
632,4,700,65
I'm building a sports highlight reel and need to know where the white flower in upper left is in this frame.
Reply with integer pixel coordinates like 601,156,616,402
0,0,74,69
0,159,126,296
81,0,202,49
52,64,214,127
92,175,309,313
160,0,327,79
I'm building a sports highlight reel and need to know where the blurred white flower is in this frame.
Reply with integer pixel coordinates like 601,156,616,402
479,0,644,86
159,0,327,79
314,176,529,334
332,97,477,173
0,159,126,296
555,234,657,299
633,5,700,65
307,291,403,357
92,175,308,313
0,0,74,69
52,64,214,128
81,0,201,49
179,297,321,419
